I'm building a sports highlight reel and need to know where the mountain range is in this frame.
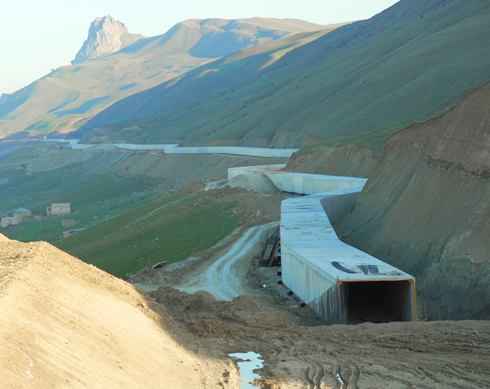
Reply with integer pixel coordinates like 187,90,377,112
1,0,490,154
76,0,490,151
0,16,326,139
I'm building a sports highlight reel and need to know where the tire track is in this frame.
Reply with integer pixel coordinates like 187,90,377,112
177,222,278,300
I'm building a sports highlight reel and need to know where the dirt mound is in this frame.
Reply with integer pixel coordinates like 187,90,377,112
0,236,235,388
174,179,207,194
225,172,281,194
151,286,226,314
197,186,288,227
150,287,291,328
218,295,292,327
132,266,182,285
190,320,244,338
285,144,377,178
383,81,490,173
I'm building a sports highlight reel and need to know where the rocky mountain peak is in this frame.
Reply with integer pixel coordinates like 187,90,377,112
0,93,10,105
72,15,139,64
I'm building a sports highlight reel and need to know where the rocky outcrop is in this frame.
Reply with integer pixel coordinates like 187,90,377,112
335,81,490,320
0,93,10,105
72,15,142,64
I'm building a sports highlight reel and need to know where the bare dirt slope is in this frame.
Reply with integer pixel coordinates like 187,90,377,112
285,144,377,178
335,81,490,320
132,242,490,388
0,234,238,389
2,221,490,387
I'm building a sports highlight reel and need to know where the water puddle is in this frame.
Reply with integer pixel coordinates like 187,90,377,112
229,351,263,388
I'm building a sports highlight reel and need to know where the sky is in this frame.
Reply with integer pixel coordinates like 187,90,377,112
0,0,398,95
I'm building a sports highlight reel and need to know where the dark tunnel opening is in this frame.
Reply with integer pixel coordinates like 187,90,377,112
344,280,415,324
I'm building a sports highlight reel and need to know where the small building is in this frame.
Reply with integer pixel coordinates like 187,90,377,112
1,217,20,228
62,219,76,228
47,203,71,217
12,207,32,218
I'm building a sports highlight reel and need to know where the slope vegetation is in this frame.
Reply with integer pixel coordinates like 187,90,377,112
0,18,324,138
81,0,490,150
335,81,490,320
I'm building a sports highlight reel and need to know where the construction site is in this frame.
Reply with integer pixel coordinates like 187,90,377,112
1,143,489,388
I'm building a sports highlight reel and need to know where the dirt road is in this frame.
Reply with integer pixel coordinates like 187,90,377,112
175,222,278,300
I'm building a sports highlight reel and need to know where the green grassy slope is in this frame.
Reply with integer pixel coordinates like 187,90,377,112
0,18,325,139
54,193,238,278
81,0,490,152
77,29,333,139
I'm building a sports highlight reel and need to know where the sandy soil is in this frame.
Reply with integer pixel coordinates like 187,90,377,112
131,223,490,388
0,235,239,389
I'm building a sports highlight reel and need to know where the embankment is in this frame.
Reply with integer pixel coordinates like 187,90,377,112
335,81,490,320
0,235,237,388
285,144,378,178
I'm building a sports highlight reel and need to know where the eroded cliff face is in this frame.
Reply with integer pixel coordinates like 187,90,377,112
335,82,490,320
72,15,142,64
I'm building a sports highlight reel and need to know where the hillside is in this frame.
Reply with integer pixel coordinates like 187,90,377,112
0,17,325,139
2,219,490,387
334,80,490,320
0,234,238,388
79,0,490,150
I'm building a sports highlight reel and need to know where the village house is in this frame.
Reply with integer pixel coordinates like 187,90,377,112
12,207,32,218
1,217,20,228
47,203,71,217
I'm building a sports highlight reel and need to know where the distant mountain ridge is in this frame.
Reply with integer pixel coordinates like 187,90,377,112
78,0,490,150
0,17,326,139
72,15,143,64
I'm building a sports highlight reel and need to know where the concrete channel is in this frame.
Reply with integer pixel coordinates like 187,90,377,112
67,142,298,158
45,140,415,324
229,165,416,325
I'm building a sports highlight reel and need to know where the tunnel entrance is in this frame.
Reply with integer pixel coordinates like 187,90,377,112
343,280,415,324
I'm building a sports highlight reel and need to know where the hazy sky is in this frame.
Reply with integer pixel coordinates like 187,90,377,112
1,0,398,95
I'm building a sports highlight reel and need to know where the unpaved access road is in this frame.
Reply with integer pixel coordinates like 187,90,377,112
175,222,278,300
132,222,490,388
134,222,282,301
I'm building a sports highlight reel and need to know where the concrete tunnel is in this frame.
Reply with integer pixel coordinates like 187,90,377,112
228,166,416,325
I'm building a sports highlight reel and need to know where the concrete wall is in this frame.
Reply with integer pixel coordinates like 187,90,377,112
113,144,180,150
229,165,367,195
281,191,416,324
69,144,297,158
41,139,80,145
166,147,297,158
228,165,416,324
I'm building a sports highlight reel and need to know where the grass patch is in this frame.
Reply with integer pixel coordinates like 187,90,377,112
55,194,238,278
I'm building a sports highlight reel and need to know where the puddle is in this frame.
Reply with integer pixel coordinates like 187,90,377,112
229,351,263,388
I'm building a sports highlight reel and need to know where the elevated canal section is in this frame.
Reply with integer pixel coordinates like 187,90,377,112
229,165,416,324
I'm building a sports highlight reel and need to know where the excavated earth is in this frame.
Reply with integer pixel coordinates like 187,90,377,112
2,232,490,388
331,81,490,320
